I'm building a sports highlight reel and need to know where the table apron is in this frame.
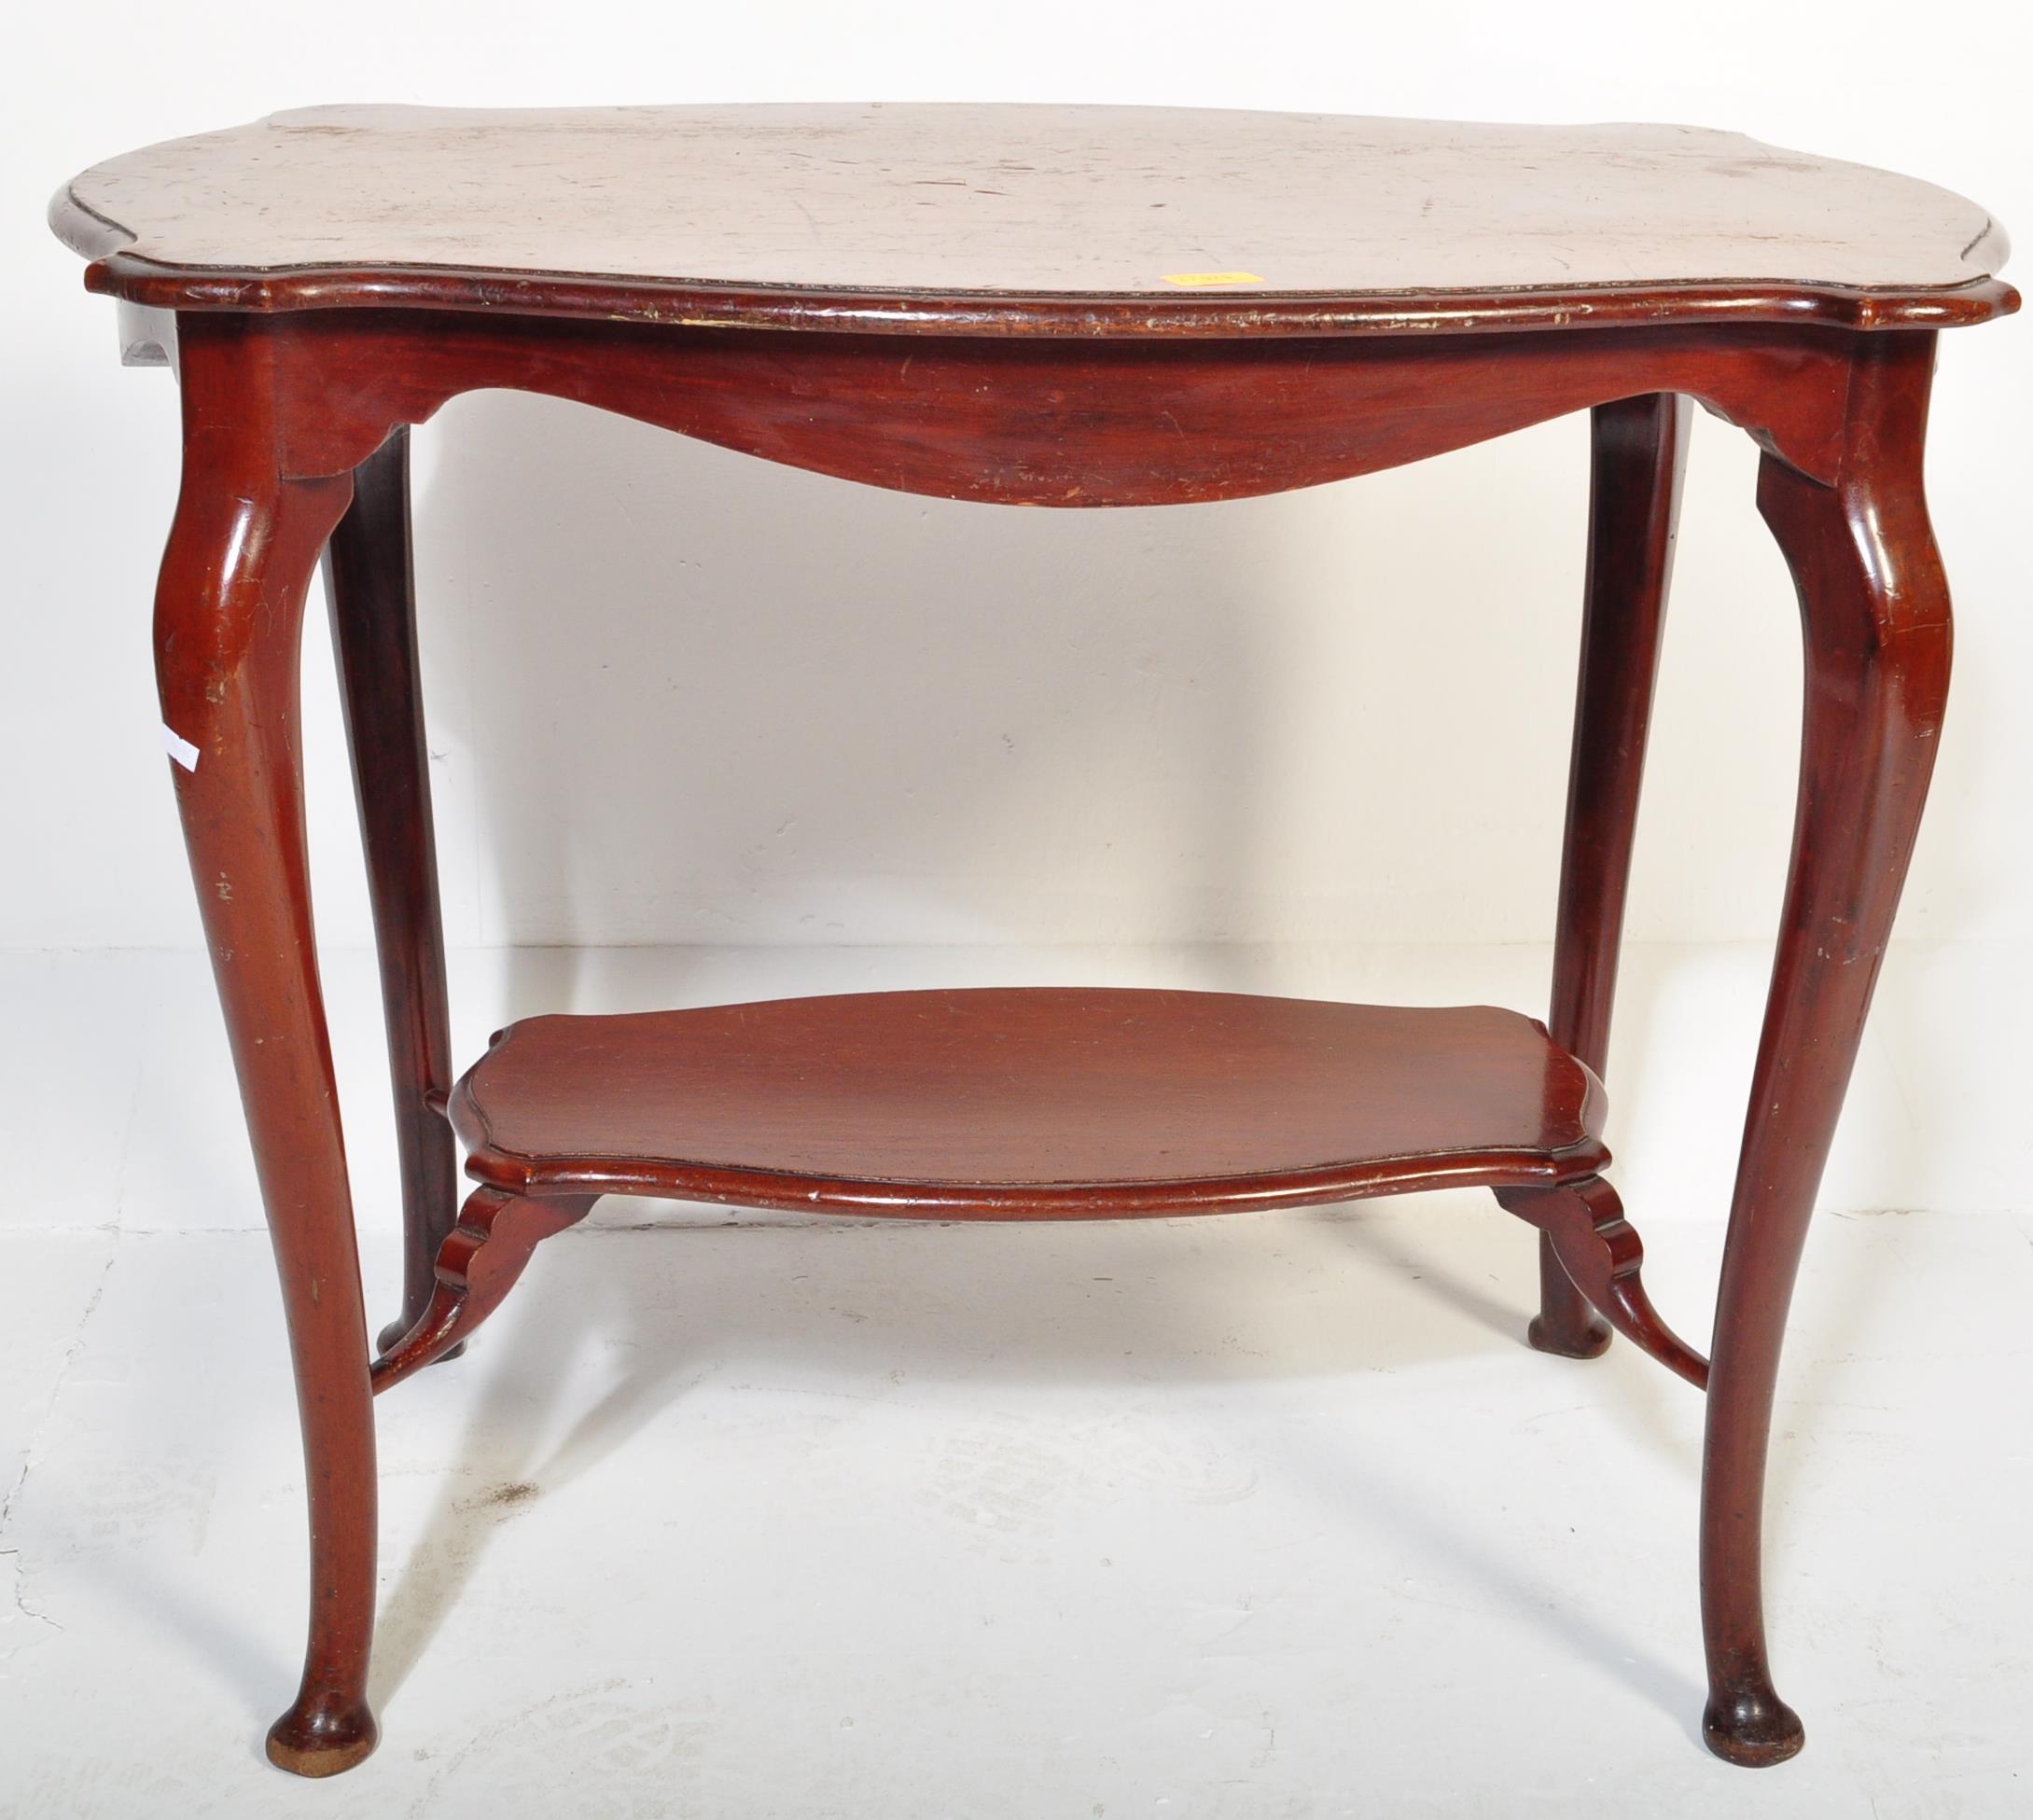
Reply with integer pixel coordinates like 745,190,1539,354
174,309,1868,503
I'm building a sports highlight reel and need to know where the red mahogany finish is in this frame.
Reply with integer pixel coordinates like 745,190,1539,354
1535,393,1691,1358
50,104,2014,1781
323,427,462,1357
451,991,1609,1210
364,990,1708,1396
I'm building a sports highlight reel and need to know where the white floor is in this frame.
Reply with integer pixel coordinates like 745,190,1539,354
3,945,2029,1817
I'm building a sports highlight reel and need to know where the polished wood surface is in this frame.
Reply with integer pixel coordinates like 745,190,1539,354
1497,1179,1707,1390
147,310,1885,508
450,990,1609,1211
52,105,2015,334
323,428,461,1355
150,339,377,1777
1534,393,1691,1359
1698,332,1955,1766
369,1187,597,1395
52,105,2014,1782
366,1171,1710,1401
386,993,1707,1399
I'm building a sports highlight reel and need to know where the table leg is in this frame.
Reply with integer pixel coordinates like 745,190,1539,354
155,326,379,1775
1701,332,1950,1766
1539,393,1690,1356
324,427,462,1355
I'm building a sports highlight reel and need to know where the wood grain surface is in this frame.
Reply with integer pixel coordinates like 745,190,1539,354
449,989,1608,1212
52,104,2014,334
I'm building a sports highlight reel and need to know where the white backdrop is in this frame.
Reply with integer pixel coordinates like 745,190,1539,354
7,1,2027,958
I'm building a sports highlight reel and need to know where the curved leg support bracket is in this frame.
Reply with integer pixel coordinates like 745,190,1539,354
370,1187,598,1395
1497,1179,1709,1390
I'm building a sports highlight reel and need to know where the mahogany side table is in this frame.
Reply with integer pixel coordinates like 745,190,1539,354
50,104,2016,1779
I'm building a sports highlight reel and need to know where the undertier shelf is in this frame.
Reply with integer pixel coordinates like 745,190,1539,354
448,988,1610,1216
383,987,1705,1397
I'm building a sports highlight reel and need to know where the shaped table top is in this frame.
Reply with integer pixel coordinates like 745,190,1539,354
51,104,2016,337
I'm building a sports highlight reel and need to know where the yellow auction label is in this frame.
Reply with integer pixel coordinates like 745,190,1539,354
1161,271,1266,287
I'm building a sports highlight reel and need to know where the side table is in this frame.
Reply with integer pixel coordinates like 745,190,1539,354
49,104,2017,1777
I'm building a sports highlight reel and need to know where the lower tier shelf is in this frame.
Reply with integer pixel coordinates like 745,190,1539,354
448,987,1609,1216
378,988,1705,1398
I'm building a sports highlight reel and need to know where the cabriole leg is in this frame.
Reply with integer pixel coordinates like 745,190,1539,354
155,318,379,1775
1701,334,1950,1767
324,425,461,1355
1537,393,1690,1358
